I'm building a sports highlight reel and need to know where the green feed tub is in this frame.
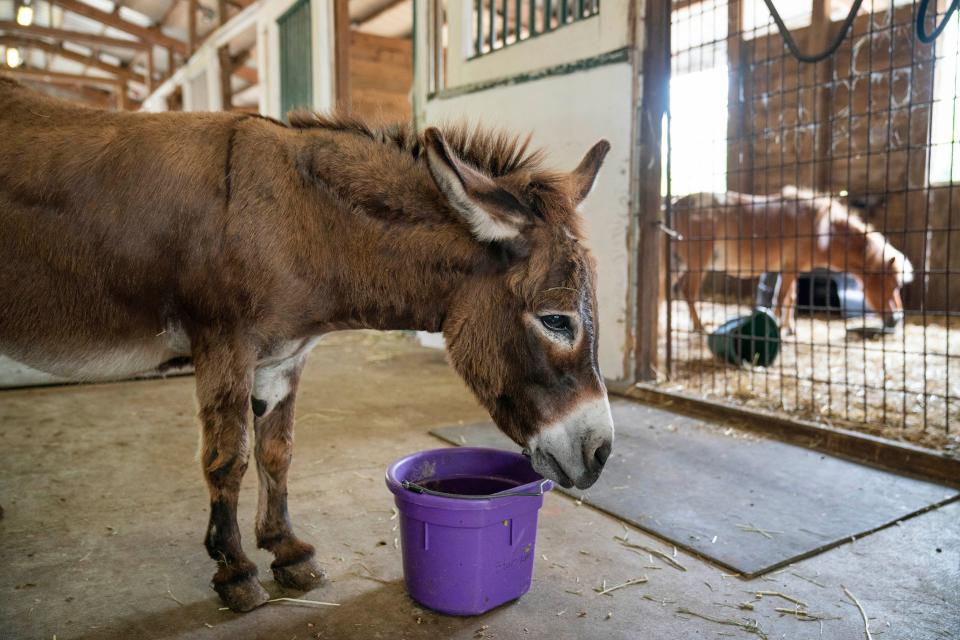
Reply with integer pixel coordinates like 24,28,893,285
707,308,781,367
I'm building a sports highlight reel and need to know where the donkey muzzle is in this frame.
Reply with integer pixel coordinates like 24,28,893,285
528,396,615,489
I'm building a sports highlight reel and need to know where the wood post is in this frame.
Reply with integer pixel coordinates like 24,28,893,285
726,0,752,193
218,44,233,111
146,48,155,92
633,0,671,381
188,0,198,55
811,0,834,191
334,0,350,108
218,0,227,26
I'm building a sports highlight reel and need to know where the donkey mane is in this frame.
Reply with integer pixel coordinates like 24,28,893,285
288,111,577,227
289,111,546,176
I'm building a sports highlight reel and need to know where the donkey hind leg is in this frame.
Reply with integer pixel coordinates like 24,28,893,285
253,357,325,591
194,337,269,612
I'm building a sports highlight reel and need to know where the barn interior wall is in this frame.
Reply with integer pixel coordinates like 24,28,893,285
349,31,412,122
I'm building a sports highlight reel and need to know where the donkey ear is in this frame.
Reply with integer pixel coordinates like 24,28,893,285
570,139,611,205
423,127,522,243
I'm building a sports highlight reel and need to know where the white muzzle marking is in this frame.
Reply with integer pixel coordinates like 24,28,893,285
527,395,615,489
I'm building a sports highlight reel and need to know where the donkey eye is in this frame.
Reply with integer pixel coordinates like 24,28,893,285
539,314,572,334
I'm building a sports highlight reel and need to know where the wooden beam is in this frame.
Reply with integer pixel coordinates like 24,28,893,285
0,22,150,50
50,0,187,55
146,47,155,91
811,0,833,191
354,0,406,26
0,35,144,84
217,44,233,110
334,0,350,107
1,67,124,91
634,0,670,381
188,0,197,54
21,79,115,108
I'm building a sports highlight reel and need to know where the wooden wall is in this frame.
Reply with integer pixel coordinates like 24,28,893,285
729,4,955,312
349,31,412,123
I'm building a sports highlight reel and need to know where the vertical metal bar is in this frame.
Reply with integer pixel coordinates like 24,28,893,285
333,0,350,107
490,0,496,50
502,0,508,46
516,0,522,42
529,0,537,36
545,0,552,31
560,0,568,25
476,0,482,56
578,0,584,20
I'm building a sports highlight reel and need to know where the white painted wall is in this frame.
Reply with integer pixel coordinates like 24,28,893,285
424,63,635,381
444,0,630,87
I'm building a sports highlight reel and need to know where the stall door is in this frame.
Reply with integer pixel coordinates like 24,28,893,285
278,0,313,119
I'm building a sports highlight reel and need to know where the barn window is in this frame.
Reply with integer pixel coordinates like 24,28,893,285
470,0,600,58
930,10,959,183
665,0,728,196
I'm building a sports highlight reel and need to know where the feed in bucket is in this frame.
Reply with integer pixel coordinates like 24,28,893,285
385,447,554,616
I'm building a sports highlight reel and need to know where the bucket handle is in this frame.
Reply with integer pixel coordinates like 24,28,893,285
401,479,551,500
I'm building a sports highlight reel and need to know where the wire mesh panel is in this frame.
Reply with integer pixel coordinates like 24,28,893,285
664,0,960,450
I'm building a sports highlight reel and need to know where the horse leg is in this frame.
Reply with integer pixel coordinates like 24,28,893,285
253,357,325,591
681,269,706,331
193,336,268,612
776,272,797,334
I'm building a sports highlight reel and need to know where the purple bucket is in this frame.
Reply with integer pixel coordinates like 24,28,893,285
385,447,554,616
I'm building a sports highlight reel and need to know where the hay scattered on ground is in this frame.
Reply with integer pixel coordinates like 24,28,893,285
661,301,960,451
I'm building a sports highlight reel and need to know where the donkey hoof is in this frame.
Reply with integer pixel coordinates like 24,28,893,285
213,575,270,612
273,556,327,591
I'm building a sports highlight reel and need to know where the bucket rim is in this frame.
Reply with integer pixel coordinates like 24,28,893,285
385,447,553,508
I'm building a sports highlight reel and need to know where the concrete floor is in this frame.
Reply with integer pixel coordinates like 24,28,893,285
1,332,957,640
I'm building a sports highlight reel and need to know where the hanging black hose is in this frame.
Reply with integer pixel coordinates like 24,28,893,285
762,0,958,64
761,0,865,63
917,0,960,43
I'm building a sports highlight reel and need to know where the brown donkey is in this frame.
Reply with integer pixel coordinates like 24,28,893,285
0,79,615,611
671,187,914,332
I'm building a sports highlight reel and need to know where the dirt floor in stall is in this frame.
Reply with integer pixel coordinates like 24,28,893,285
662,300,960,451
1,332,958,640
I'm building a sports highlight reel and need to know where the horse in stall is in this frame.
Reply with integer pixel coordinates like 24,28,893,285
0,79,615,611
671,187,914,333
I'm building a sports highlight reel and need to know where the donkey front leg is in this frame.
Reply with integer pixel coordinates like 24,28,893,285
194,338,269,612
253,358,325,591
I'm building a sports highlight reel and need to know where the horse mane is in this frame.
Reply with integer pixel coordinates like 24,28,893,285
783,186,915,286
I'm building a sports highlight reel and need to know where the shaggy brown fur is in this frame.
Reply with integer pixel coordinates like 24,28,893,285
0,79,612,611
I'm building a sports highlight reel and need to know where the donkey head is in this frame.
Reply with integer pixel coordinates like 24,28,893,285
423,127,614,489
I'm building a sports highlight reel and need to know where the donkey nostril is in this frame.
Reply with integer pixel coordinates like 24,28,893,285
593,441,612,468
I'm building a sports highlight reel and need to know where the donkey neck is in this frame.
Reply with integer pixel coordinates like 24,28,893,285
288,129,489,334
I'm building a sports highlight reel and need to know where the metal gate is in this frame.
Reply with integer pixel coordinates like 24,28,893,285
663,0,959,451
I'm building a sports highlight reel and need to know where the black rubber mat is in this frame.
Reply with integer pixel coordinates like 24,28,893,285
431,399,959,577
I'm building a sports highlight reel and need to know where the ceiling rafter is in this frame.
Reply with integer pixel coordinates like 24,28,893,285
0,35,145,83
0,22,151,50
49,0,187,54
